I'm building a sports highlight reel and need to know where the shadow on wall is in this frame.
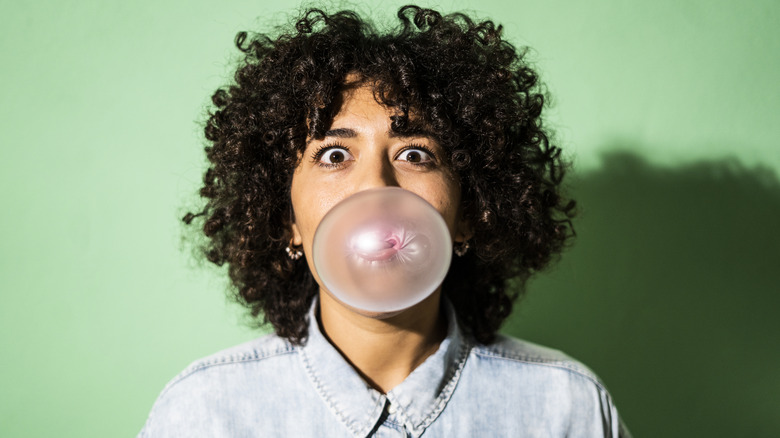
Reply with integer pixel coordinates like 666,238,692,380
503,151,780,437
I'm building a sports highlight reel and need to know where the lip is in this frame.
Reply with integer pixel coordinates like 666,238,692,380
351,228,403,262
355,246,399,262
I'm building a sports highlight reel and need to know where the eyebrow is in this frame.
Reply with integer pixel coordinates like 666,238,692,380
323,128,358,139
388,128,437,139
309,127,437,143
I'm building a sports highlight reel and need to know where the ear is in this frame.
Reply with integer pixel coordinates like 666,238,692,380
454,216,474,243
291,222,303,246
288,202,303,246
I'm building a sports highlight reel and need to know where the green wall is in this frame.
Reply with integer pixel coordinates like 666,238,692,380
1,1,778,436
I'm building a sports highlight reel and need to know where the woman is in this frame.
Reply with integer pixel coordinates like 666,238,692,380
140,5,629,437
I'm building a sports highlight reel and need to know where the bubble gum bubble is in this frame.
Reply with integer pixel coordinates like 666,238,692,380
312,187,452,313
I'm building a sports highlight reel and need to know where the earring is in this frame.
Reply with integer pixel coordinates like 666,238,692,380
285,244,303,260
454,240,470,257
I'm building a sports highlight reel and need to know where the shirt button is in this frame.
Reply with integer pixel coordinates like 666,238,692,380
387,404,397,414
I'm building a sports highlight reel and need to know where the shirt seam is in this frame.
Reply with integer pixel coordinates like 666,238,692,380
299,346,382,438
142,344,298,436
404,338,473,436
155,344,297,404
472,348,609,393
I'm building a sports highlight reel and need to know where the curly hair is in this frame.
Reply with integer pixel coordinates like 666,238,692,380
184,5,575,345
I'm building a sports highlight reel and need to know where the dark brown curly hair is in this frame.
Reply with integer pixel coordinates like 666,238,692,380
184,5,575,345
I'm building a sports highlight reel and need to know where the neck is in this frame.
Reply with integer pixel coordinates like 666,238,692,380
317,290,447,393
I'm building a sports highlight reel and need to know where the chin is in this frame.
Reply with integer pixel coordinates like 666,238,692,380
325,291,407,319
320,287,440,321
356,308,407,320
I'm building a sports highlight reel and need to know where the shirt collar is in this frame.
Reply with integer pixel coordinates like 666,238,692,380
299,297,471,438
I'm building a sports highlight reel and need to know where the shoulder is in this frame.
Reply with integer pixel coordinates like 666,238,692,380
471,334,606,389
139,333,302,437
456,334,630,437
155,333,299,400
160,332,296,393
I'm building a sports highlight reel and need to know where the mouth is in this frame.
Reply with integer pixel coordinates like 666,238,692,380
351,230,403,262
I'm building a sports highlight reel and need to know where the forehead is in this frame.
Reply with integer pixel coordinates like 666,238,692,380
333,85,391,120
315,83,434,140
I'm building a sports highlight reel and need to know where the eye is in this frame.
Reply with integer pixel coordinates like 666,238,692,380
315,146,354,167
397,147,434,165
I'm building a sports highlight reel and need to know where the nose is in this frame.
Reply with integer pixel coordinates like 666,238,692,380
354,153,399,192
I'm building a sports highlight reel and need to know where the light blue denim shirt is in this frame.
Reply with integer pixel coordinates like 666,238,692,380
140,300,630,437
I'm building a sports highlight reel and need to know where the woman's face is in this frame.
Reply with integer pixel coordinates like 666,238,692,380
290,85,469,297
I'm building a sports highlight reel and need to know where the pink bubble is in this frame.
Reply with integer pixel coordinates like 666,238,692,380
312,188,452,313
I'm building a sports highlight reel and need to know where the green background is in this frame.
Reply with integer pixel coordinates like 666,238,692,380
1,0,778,436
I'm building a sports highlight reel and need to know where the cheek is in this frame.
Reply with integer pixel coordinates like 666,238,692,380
291,177,345,243
290,175,346,289
437,198,461,238
303,198,338,238
407,180,462,237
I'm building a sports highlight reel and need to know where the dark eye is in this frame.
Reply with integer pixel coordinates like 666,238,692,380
397,148,433,164
319,147,354,165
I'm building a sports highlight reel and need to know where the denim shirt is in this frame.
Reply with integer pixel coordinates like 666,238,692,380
139,300,630,437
